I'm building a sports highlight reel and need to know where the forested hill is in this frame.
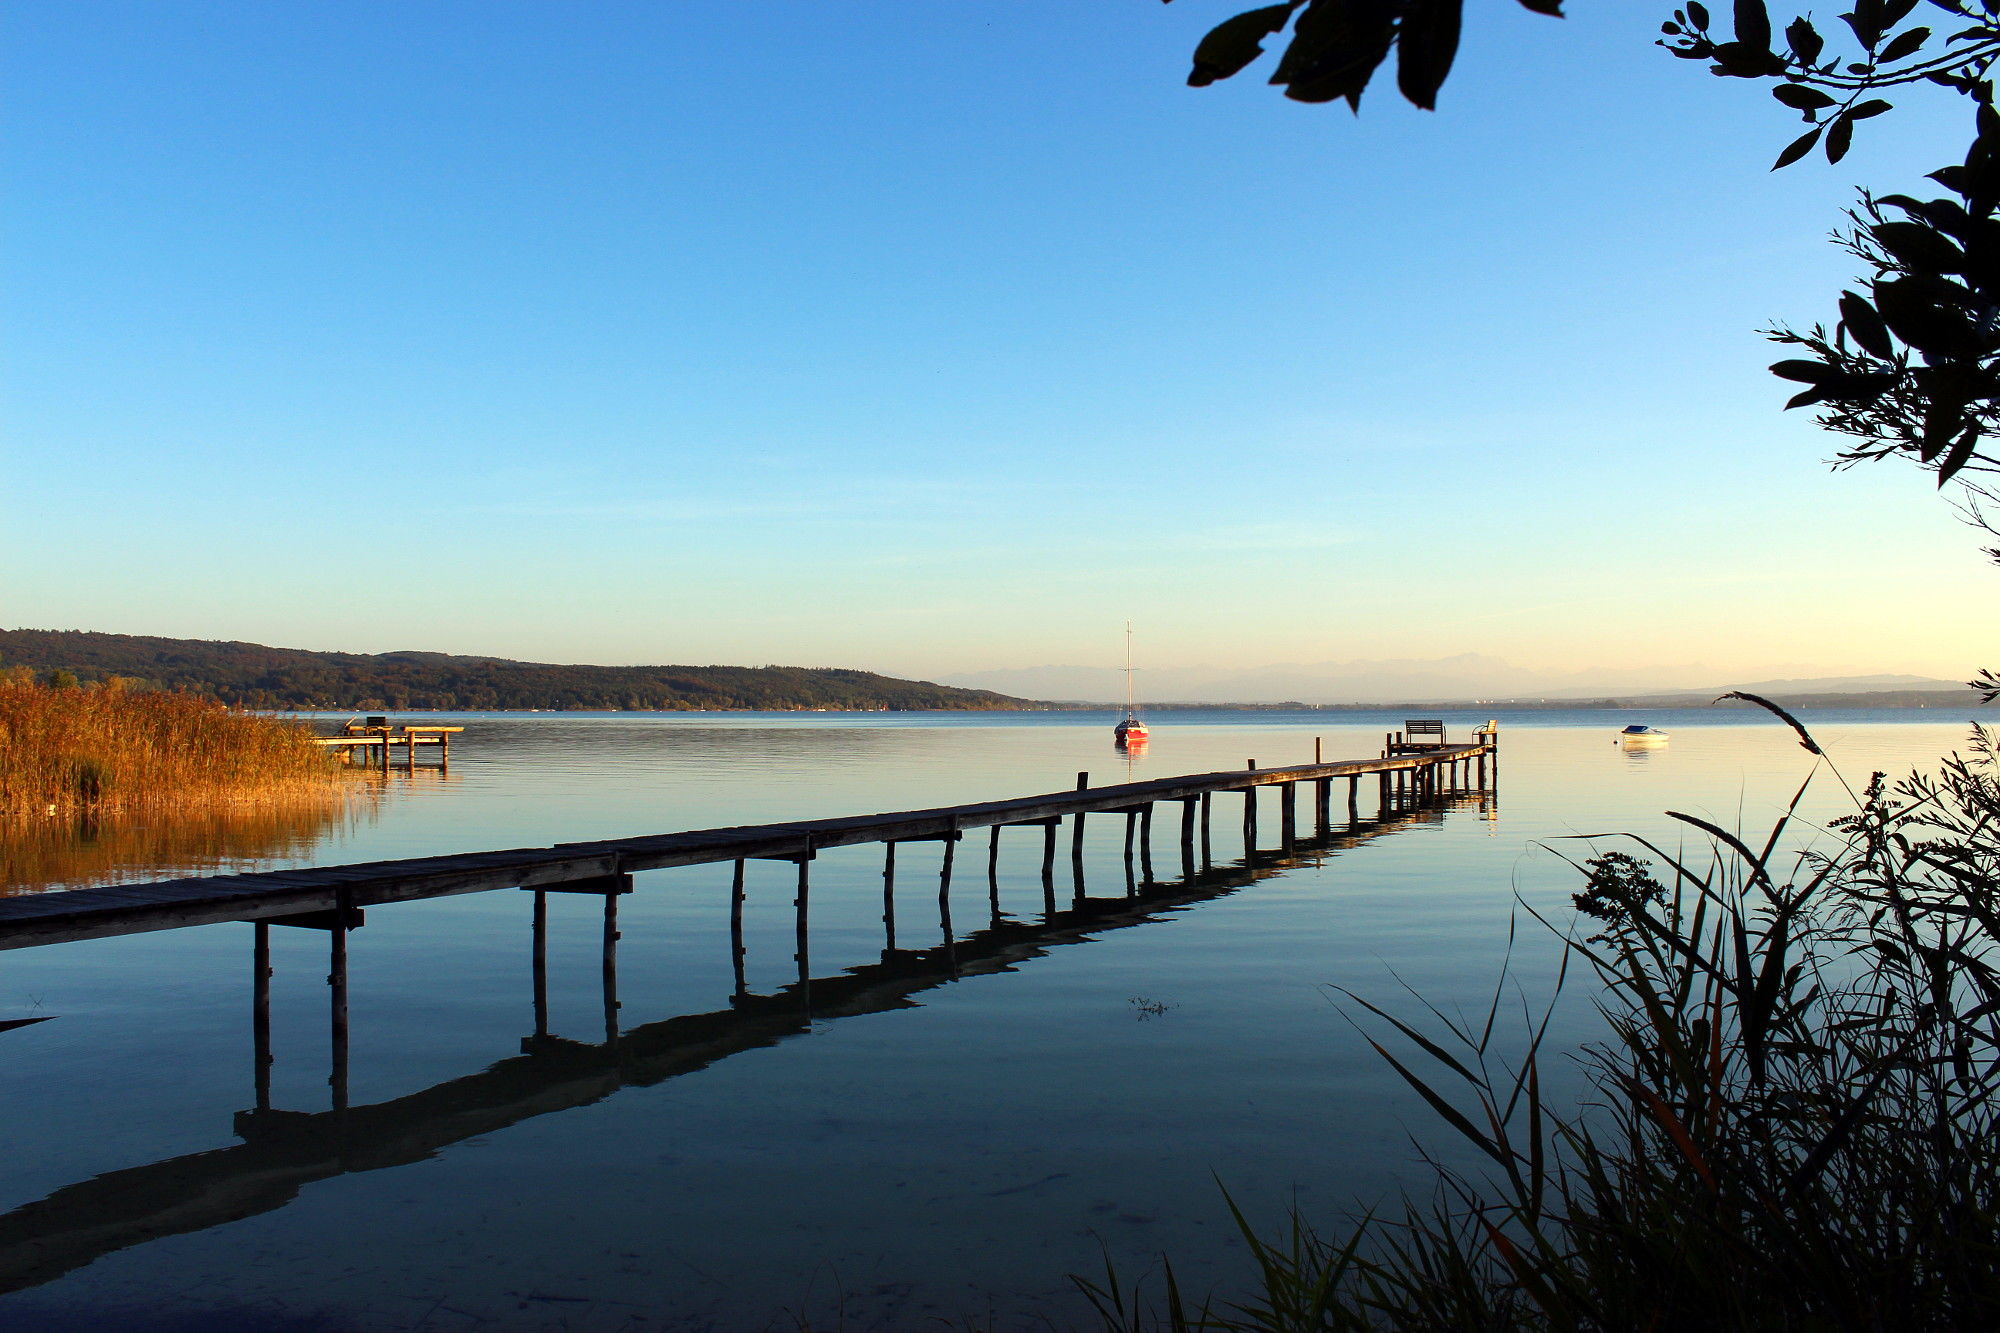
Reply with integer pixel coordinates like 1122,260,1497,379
0,629,1034,712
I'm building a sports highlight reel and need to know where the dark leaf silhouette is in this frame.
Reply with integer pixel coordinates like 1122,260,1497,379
1785,16,1823,65
1774,83,1836,112
1878,26,1929,63
1838,290,1896,357
1188,3,1299,87
1774,125,1822,168
1395,0,1462,110
1874,275,1983,359
1272,0,1398,109
1869,220,1964,275
1734,0,1773,52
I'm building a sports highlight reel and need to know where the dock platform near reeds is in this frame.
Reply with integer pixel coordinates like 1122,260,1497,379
311,723,461,767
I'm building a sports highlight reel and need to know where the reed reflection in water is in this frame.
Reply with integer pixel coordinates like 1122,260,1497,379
0,775,403,896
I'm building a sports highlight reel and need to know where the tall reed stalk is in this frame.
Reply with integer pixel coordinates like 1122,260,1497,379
1082,701,2000,1330
0,676,342,819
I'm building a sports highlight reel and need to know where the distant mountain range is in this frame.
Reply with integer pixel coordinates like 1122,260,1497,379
0,629,1030,712
938,655,1973,706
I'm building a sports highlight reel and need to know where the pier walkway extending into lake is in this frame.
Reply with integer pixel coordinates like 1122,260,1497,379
0,778,1493,1297
0,735,1495,953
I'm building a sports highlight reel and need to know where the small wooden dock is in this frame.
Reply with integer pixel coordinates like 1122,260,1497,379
0,732,1496,953
311,722,461,767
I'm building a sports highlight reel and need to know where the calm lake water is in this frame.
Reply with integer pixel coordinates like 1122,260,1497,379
0,707,1981,1330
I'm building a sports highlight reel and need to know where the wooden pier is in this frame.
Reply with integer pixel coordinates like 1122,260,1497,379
0,780,1493,1297
0,735,1496,953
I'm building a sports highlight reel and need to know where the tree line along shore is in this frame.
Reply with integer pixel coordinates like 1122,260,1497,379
0,628,1031,713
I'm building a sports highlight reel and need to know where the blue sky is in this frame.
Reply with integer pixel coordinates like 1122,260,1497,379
4,1,1991,681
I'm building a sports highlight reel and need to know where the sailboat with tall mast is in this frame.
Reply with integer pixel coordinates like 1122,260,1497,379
1113,622,1149,746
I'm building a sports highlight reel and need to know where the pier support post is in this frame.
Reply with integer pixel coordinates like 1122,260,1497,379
1347,775,1360,823
1242,788,1257,860
1070,773,1088,903
988,826,1003,927
1040,822,1057,917
1070,812,1087,903
328,919,349,1114
1122,810,1137,897
882,844,898,953
938,822,958,947
731,861,748,998
1315,778,1331,832
1179,797,1197,881
1379,771,1392,816
1280,782,1297,852
532,889,550,1037
1139,803,1155,888
253,922,272,1113
1199,793,1212,866
794,856,812,995
601,892,621,1044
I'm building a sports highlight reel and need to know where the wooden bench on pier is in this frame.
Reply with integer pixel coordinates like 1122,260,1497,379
1385,719,1449,755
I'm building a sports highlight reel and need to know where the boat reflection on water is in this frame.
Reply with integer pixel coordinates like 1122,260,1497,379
0,776,399,896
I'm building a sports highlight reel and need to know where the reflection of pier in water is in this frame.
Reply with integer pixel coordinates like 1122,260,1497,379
0,776,1494,1296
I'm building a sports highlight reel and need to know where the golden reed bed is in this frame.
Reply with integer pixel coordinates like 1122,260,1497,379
0,675,368,892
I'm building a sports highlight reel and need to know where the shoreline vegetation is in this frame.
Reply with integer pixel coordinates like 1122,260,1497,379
0,628,1032,713
1084,706,2000,1330
0,672,346,823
